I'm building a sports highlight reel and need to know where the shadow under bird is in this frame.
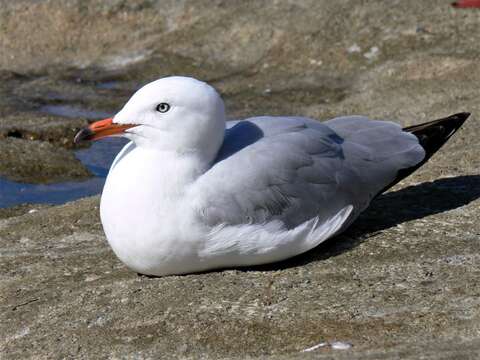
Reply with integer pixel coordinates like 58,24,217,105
74,76,470,276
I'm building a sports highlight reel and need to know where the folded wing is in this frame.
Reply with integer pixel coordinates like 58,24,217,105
192,116,425,231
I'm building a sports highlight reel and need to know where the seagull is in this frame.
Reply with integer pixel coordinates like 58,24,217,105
74,76,469,276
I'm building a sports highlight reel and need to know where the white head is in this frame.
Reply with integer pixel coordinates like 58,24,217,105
76,76,226,161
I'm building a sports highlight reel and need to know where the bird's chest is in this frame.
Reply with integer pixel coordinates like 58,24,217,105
99,148,202,273
101,149,184,228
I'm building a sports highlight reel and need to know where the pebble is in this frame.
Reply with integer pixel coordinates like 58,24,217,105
331,341,353,350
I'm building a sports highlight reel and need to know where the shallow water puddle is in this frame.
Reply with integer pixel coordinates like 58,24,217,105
0,76,133,208
0,138,128,208
0,177,104,208
39,105,112,120
95,81,122,90
75,138,128,177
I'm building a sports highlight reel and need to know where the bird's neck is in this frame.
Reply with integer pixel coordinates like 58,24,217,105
121,147,213,193
151,149,212,185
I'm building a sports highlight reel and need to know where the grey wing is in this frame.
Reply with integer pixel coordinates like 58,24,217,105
193,116,425,229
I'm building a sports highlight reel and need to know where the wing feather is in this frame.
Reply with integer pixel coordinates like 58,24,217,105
191,116,425,231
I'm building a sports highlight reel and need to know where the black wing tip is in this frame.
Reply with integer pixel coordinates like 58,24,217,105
407,111,471,149
379,112,471,195
403,112,471,133
453,111,471,118
447,112,470,124
437,112,471,134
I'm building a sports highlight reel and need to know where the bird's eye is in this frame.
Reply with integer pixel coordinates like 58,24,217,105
156,103,170,113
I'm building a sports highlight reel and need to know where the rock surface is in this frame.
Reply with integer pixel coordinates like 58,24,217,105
0,111,92,183
0,113,87,148
0,138,91,183
0,0,480,358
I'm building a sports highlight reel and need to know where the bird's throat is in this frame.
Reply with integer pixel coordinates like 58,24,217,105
106,147,210,202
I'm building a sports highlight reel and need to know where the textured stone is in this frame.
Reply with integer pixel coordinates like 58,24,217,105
0,138,91,183
0,0,479,358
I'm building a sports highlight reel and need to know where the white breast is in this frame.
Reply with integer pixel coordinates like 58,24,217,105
99,144,206,275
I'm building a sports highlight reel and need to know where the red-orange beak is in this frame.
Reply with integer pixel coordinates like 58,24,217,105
74,118,136,143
